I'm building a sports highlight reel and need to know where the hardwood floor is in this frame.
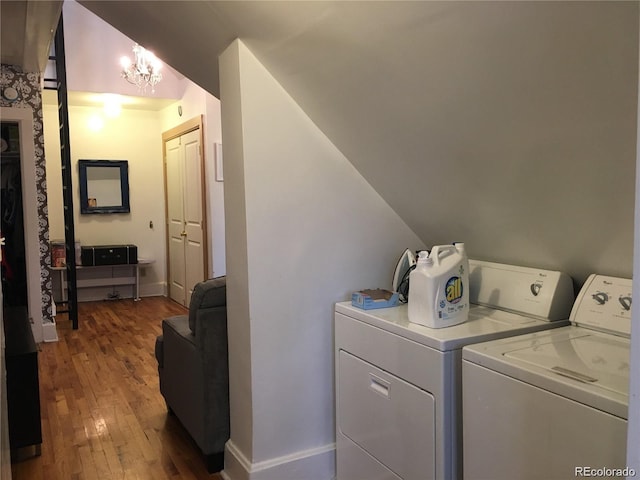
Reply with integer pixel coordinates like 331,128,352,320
11,296,223,480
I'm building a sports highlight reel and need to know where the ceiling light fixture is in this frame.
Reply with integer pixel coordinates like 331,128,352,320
103,94,122,118
120,44,163,94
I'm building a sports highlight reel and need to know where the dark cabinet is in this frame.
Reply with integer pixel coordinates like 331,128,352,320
3,307,41,457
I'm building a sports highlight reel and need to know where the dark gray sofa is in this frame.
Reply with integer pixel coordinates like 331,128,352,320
154,276,229,472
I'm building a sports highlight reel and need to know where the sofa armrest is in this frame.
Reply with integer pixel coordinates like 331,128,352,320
161,315,205,446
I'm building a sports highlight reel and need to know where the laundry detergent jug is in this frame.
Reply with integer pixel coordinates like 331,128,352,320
408,243,469,328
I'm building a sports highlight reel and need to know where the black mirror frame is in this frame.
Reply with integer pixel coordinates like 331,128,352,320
79,159,130,214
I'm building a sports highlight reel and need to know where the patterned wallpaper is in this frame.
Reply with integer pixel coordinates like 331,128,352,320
0,64,53,325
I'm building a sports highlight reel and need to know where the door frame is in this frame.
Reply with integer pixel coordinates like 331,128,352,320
0,107,44,342
162,115,209,300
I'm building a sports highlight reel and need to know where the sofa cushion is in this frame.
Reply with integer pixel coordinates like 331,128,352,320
189,277,226,333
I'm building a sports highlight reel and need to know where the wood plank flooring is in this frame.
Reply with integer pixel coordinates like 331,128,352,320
11,297,223,480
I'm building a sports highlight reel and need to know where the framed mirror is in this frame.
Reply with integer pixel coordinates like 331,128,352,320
78,159,130,214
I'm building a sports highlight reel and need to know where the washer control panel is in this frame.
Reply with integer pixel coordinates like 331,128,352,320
570,274,632,337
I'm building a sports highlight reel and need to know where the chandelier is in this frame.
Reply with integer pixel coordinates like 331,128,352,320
120,44,163,93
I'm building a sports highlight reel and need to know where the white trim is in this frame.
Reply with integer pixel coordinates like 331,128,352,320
138,282,166,298
42,321,58,342
215,142,224,181
223,440,336,480
0,106,44,343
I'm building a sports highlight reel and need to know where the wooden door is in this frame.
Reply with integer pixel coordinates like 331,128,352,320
166,137,186,305
182,129,205,301
163,118,207,307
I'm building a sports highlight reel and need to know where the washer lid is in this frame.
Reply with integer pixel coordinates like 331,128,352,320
463,327,630,418
570,275,632,337
504,333,630,398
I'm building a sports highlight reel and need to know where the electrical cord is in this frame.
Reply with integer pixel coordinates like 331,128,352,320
397,249,429,303
397,264,415,303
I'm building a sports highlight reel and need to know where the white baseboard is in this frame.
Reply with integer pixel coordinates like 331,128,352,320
139,282,165,298
77,285,134,302
223,440,335,480
42,321,58,342
75,282,165,302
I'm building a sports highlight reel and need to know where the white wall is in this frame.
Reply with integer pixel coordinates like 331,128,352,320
63,0,185,99
44,101,167,299
205,94,226,278
44,0,226,303
220,39,423,480
159,80,226,278
44,84,225,303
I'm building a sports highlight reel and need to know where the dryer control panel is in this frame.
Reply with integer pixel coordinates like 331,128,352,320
570,274,632,337
469,260,574,321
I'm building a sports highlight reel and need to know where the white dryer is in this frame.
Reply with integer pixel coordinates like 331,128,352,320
334,260,575,480
462,274,632,480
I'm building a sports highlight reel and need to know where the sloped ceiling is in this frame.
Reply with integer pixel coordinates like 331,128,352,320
0,0,62,72
28,2,640,280
79,1,639,281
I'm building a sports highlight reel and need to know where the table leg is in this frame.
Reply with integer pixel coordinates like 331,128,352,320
135,264,141,301
60,269,67,303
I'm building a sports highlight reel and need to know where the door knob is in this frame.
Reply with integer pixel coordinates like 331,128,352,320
180,231,187,237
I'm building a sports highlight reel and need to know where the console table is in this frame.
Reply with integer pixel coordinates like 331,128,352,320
52,259,153,303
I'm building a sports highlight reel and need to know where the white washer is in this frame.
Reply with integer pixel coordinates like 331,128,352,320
462,274,632,480
335,260,575,480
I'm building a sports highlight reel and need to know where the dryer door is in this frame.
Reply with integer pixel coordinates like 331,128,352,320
338,350,436,479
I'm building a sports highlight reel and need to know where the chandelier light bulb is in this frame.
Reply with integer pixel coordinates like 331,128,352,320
120,43,163,94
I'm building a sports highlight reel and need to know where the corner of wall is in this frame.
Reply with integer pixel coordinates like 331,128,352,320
0,65,53,343
218,39,420,480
